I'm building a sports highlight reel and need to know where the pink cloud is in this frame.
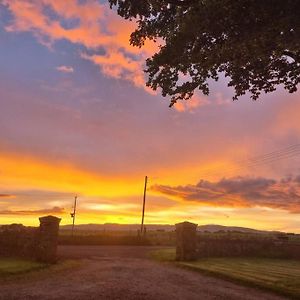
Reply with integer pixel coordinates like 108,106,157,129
80,51,147,90
152,175,300,213
174,95,210,112
2,0,157,90
56,65,74,73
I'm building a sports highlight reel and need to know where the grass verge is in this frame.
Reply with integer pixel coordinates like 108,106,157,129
151,248,300,299
0,258,47,276
0,258,81,278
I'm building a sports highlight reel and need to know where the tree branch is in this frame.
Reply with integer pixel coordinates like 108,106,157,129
166,0,195,7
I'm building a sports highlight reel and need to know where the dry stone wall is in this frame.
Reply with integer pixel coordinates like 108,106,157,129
176,221,300,261
0,215,61,263
197,236,300,259
0,224,37,258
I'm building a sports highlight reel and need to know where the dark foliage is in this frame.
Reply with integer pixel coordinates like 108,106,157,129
109,0,300,106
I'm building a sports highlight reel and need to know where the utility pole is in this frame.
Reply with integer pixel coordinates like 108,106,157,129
70,195,77,237
140,176,148,236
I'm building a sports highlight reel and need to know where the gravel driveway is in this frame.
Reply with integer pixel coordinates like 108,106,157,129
0,246,288,300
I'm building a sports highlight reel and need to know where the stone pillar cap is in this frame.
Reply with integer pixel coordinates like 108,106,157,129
39,215,62,222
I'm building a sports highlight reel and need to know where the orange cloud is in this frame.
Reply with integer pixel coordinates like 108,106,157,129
2,0,157,89
2,0,106,47
174,95,210,112
0,206,65,215
0,194,14,198
81,50,145,89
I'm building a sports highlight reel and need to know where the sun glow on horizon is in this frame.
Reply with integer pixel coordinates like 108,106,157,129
0,0,300,233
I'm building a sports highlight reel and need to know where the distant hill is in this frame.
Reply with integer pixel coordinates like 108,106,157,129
197,224,281,234
60,223,174,232
60,223,282,234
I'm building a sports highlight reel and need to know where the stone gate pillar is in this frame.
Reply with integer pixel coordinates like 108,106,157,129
36,215,61,263
175,221,197,261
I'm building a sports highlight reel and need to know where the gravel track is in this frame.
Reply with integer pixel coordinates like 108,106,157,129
0,246,288,300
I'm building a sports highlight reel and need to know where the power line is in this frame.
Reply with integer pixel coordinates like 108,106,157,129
201,150,300,179
197,143,300,179
220,150,300,178
241,143,300,164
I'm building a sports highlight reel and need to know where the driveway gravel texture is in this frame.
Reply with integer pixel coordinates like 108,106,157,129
0,246,288,300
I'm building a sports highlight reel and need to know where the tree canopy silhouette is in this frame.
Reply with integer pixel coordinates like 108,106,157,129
109,0,300,106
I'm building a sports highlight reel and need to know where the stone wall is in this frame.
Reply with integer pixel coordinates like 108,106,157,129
0,224,37,258
0,215,61,263
175,221,300,261
197,236,300,259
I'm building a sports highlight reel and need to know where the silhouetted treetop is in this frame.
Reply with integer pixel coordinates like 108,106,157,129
109,0,300,106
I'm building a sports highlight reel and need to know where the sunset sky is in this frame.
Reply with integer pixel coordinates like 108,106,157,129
0,0,300,232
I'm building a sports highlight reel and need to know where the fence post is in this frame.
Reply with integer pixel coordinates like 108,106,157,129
36,215,61,263
175,221,197,261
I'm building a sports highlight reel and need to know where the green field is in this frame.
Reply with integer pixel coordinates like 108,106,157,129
59,228,300,247
0,258,47,276
151,248,300,298
59,230,176,246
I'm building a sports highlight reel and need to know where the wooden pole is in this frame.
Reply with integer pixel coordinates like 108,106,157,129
140,176,148,235
71,195,77,237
